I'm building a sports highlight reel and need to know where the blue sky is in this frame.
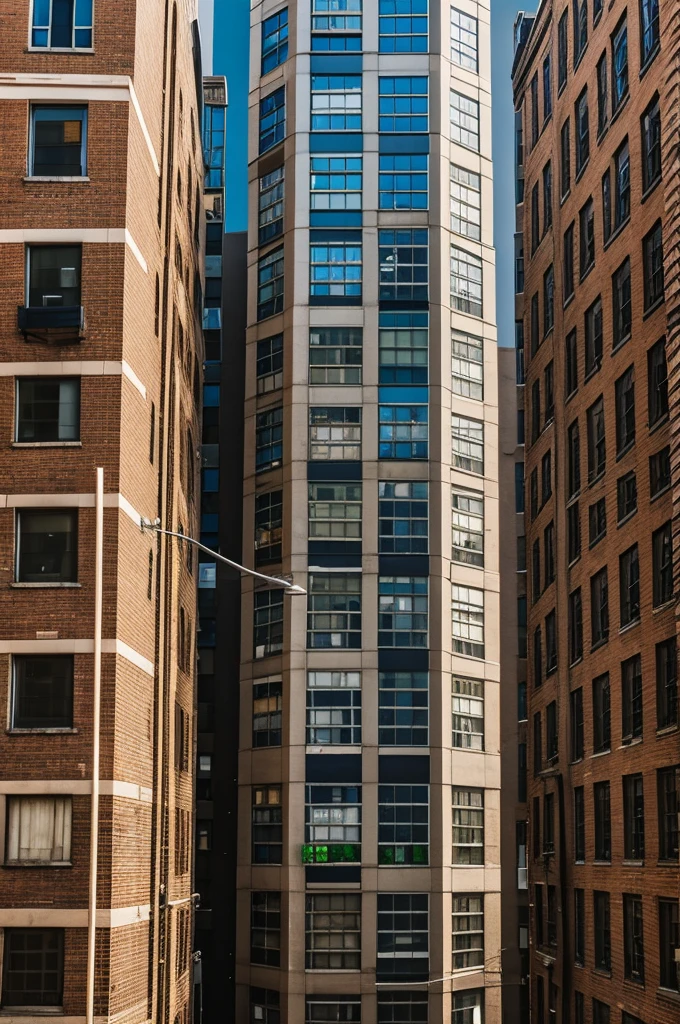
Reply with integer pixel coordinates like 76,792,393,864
213,0,523,347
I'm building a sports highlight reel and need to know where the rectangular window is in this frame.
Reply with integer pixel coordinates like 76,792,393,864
597,53,608,135
452,331,483,400
379,311,428,385
563,224,574,302
257,246,284,320
541,450,552,504
530,73,539,148
307,572,361,649
379,229,428,303
543,266,554,335
452,586,484,659
622,655,643,741
574,888,585,963
452,489,484,567
653,521,673,607
309,326,362,385
306,670,361,745
1,929,64,1008
379,77,428,132
530,468,538,520
584,295,602,375
451,7,478,69
547,884,557,946
450,165,481,241
560,118,571,197
617,471,637,523
253,590,284,658
515,464,525,514
251,892,281,966
593,671,611,750
27,244,81,308
543,161,553,232
259,88,285,154
579,197,594,278
255,490,283,566
452,992,483,1024
258,167,285,246
250,988,280,1024
543,53,552,121
31,0,92,48
568,419,581,496
640,0,660,63
659,767,679,861
379,397,428,459
379,153,428,210
648,336,668,426
304,783,361,864
379,0,428,52
570,686,584,760
641,94,661,192
593,1000,610,1024
309,406,361,460
659,899,680,990
452,789,483,864
312,0,362,33
379,670,429,746
612,258,632,350
657,637,678,729
16,377,80,443
611,16,628,112
310,239,362,300
452,677,484,749
575,87,589,175
451,415,484,474
530,292,539,356
565,327,578,395
252,679,282,746
533,630,542,692
602,167,611,243
450,247,483,317
619,543,640,627
569,590,583,665
309,481,361,545
531,380,541,443
574,785,585,860
623,773,645,859
573,0,587,62
594,781,611,860
261,8,289,73
311,74,362,131
252,786,282,864
568,502,581,563
650,445,671,498
256,334,283,394
305,893,361,969
594,891,611,971
545,609,557,674
587,395,606,481
378,481,428,554
546,701,558,761
11,654,73,730
378,576,428,648
377,992,428,1022
378,788,429,865
6,797,71,864
532,541,541,604
450,90,480,150
310,155,362,212
643,220,664,310
558,10,568,90
452,897,483,971
255,406,283,473
30,106,87,177
614,139,630,228
16,509,76,583
377,894,429,981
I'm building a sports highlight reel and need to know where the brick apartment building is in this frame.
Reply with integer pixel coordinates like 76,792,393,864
513,1,680,1022
0,1,203,1021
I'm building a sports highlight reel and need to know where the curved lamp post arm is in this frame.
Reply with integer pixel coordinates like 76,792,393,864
140,517,306,595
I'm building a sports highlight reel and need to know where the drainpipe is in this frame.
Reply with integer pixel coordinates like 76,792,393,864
86,467,104,1024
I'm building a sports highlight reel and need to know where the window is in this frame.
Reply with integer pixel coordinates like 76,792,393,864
311,155,362,212
560,118,571,197
250,988,280,1024
543,53,552,121
543,266,554,334
451,7,477,69
451,488,484,566
515,236,525,293
531,380,541,444
379,229,428,302
31,0,92,48
311,74,362,131
378,576,428,648
451,415,483,474
379,0,428,53
643,220,664,310
379,671,428,745
379,153,428,211
452,897,483,971
16,377,79,443
611,17,628,112
255,406,283,473
257,168,285,247
612,258,631,348
379,77,428,132
543,166,553,238
312,0,362,33
6,797,71,865
574,888,585,964
568,502,581,563
563,225,575,303
378,788,429,865
379,397,428,459
558,11,568,91
30,106,87,179
659,899,680,990
259,88,285,154
574,786,585,860
614,140,630,229
253,590,284,658
622,655,643,741
653,522,673,607
530,292,539,356
639,0,659,63
571,687,584,760
251,892,281,966
584,296,602,375
257,246,284,320
594,781,611,860
452,992,483,1024
530,73,539,148
309,481,361,546
16,509,76,583
546,884,557,946
262,8,288,73
377,992,428,1023
450,247,482,317
377,893,429,979
545,611,557,674
450,90,479,150
452,586,484,658
306,670,361,746
641,94,661,192
546,702,558,762
569,590,583,665
594,891,611,971
306,894,361,969
617,471,637,522
650,445,671,498
451,332,483,400
378,481,427,554
531,184,540,254
530,469,538,520
256,334,283,394
597,53,608,135
541,450,552,504
532,541,541,604
27,244,81,309
11,655,73,730
587,396,605,481
568,420,581,496
575,88,589,174
1,929,63,1008
252,679,282,746
659,766,679,861
619,544,640,628
648,336,668,426
518,742,527,800
309,407,361,460
657,637,678,729
304,784,361,864
593,672,611,750
307,572,361,649
452,789,483,864
574,0,588,62
450,166,481,241
379,311,428,384
623,773,645,860
515,464,525,514
255,490,283,566
593,1000,610,1024
310,238,362,300
309,327,362,385
602,167,611,243
252,786,282,864
452,677,484,749
579,198,594,278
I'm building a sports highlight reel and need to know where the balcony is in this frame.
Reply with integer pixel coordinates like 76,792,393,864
18,305,84,344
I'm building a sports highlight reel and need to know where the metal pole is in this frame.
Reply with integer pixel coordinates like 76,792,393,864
86,467,104,1024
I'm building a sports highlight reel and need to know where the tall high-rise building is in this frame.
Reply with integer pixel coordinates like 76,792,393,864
238,3,502,1021
513,1,680,1022
0,3,204,1021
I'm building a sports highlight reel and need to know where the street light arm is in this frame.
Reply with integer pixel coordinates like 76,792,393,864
140,518,306,594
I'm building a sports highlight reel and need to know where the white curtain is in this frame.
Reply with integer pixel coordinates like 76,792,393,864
7,797,72,863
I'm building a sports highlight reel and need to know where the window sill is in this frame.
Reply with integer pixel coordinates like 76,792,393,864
588,470,605,489
641,175,662,204
563,291,575,311
12,442,82,448
574,159,590,186
590,748,611,759
7,728,78,735
617,508,637,529
648,412,669,437
584,362,602,384
609,92,630,130
592,968,613,979
611,334,631,356
639,43,660,80
622,859,644,867
23,176,90,183
656,988,680,1005
616,441,635,463
0,1008,65,1017
596,123,609,148
573,46,588,74
579,262,595,286
619,618,641,636
652,598,675,615
656,723,678,738
603,215,630,252
27,46,95,52
593,859,611,866
589,533,605,551
567,554,582,569
10,582,81,588
560,188,571,207
643,295,665,321
3,861,72,868
650,482,671,503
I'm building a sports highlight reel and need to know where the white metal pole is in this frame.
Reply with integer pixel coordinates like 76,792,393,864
86,467,104,1024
